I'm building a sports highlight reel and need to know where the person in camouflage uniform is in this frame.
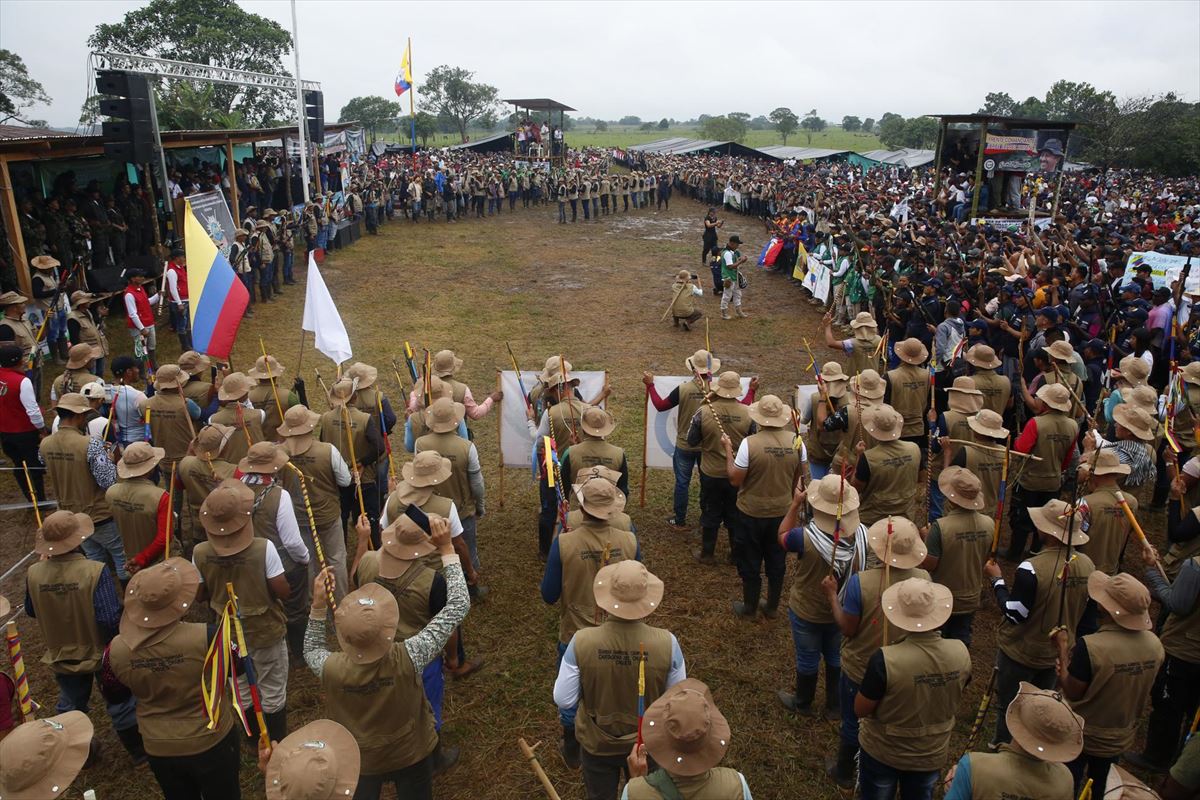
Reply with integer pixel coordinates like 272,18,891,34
65,199,91,272
43,197,73,267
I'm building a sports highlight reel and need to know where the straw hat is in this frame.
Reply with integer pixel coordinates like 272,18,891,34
850,369,885,400
378,515,439,579
807,474,861,533
881,577,954,632
1045,340,1080,364
198,479,256,556
34,510,94,557
966,344,1003,370
1182,360,1200,386
1091,447,1130,476
580,406,616,438
850,311,878,339
1111,355,1150,388
895,338,928,366
0,711,94,799
1112,404,1156,442
573,464,623,489
326,380,356,408
1088,571,1153,631
343,362,377,389
64,343,101,370
120,557,201,648
592,560,664,621
431,349,463,379
866,517,927,569
1029,499,1089,546
641,679,731,777
684,349,720,375
177,350,211,376
946,376,984,413
1034,383,1073,414
194,423,235,461
709,371,742,399
424,396,465,434
265,719,361,800
153,363,186,391
238,442,290,475
574,475,627,520
30,255,60,271
967,409,1009,440
217,372,252,401
939,466,986,511
820,362,849,398
117,441,166,479
864,404,903,442
1005,682,1084,763
54,392,91,415
276,405,320,438
401,451,452,487
248,354,286,380
748,395,791,429
334,583,399,664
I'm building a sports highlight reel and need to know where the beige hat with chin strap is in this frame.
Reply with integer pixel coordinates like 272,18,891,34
580,405,616,438
748,394,791,429
238,441,290,474
424,396,465,433
431,349,463,379
895,338,928,366
276,404,320,438
966,343,1002,370
333,583,399,664
1045,340,1080,364
0,711,94,799
881,577,954,632
177,350,211,376
154,363,187,391
592,560,664,621
54,392,91,415
866,516,927,569
194,423,236,460
685,349,720,375
1112,403,1156,442
34,510,94,557
864,403,903,442
1030,499,1088,546
217,371,253,402
850,311,878,339
264,719,361,800
401,451,452,487
1087,571,1153,631
1090,447,1130,476
850,369,885,400
1111,354,1150,388
326,379,356,408
1035,382,1073,414
117,441,166,479
574,475,627,520
939,466,986,511
344,362,377,389
709,371,742,399
945,376,984,412
967,409,1009,440
820,362,849,398
64,343,101,369
1005,683,1084,763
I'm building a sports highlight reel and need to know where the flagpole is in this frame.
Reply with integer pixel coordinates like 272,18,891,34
408,37,416,153
290,0,311,203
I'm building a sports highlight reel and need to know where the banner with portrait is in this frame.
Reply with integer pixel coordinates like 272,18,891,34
983,129,1068,174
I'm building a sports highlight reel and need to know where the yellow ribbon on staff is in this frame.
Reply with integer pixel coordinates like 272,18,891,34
543,436,555,487
201,604,234,730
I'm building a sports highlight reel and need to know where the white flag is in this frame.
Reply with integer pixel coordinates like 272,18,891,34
301,253,352,364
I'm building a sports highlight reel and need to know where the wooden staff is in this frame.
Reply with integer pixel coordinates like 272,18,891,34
990,438,1012,556
226,583,270,750
165,460,177,558
376,392,395,481
517,738,562,800
286,462,339,608
5,621,36,722
559,354,578,443
826,462,850,579
258,338,286,424
881,516,893,646
22,463,42,528
340,401,368,520
1077,778,1093,800
314,369,331,410
960,666,998,756
1115,489,1168,581
660,279,690,322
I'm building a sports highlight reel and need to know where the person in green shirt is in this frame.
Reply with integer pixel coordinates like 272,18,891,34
720,234,748,320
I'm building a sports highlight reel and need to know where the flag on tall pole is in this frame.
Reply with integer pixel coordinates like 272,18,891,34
394,41,413,97
184,201,249,360
301,252,353,365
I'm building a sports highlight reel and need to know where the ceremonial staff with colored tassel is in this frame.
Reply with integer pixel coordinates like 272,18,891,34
5,608,38,722
226,582,270,750
287,462,338,611
258,338,286,424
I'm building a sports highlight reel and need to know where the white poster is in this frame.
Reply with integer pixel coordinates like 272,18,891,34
804,254,831,302
497,370,607,468
792,384,820,429
1122,251,1199,294
645,376,750,470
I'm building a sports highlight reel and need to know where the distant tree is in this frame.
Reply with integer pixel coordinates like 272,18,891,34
728,112,751,124
841,115,862,132
619,115,641,126
697,114,713,125
0,49,50,126
978,92,1019,116
769,107,799,145
594,119,609,132
338,95,402,141
877,113,906,147
749,115,770,130
658,118,669,130
639,121,656,131
800,112,826,144
420,64,501,142
560,114,574,131
700,115,748,143
901,116,939,148
413,111,438,146
862,117,875,133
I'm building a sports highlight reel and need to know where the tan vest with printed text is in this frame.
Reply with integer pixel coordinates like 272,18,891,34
192,538,286,648
858,439,920,526
841,565,929,683
414,430,474,518
736,428,799,518
698,397,752,478
106,478,165,564
966,745,1073,800
1069,623,1164,756
41,426,111,522
998,547,1094,669
556,520,638,644
887,363,930,438
930,508,993,615
27,554,106,673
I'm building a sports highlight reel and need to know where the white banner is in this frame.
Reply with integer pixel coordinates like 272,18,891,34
1122,251,1199,294
645,376,750,470
497,370,607,468
792,384,820,429
804,254,831,302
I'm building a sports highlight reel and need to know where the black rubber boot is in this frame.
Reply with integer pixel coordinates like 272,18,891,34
559,725,581,769
264,710,288,745
732,577,761,618
778,671,818,714
762,577,783,619
824,664,842,719
431,739,461,775
286,621,306,663
1124,709,1181,773
825,739,857,791
694,528,718,565
116,725,148,766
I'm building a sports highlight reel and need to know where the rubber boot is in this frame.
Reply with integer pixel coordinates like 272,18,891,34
264,710,288,745
762,577,783,620
559,725,581,770
115,725,148,766
286,620,306,663
824,664,842,719
1124,710,1180,773
732,577,761,618
825,739,857,791
1150,480,1169,510
777,671,818,714
694,528,718,565
430,739,461,775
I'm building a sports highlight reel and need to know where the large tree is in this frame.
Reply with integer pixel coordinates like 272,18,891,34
769,107,799,145
800,112,826,144
339,95,402,141
86,0,293,127
700,115,747,143
0,49,51,126
420,65,501,142
841,115,862,132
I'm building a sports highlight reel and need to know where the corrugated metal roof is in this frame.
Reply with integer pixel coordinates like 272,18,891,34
503,98,576,112
446,130,515,150
856,148,936,168
0,124,74,141
757,146,850,161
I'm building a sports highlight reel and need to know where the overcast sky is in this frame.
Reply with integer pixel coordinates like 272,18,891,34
2,0,1198,128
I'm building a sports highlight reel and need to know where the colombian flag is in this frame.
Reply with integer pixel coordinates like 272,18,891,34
394,42,412,97
184,202,249,360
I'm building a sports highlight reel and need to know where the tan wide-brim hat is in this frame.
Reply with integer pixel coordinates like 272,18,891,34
0,291,29,306
593,560,664,621
401,451,452,488
748,394,791,429
34,510,94,557
198,479,256,556
1104,764,1158,799
424,397,466,434
946,376,984,413
1111,354,1150,388
177,350,212,376
1030,499,1089,546
808,473,861,517
685,349,720,375
326,379,356,408
1091,447,1131,476
1182,361,1200,386
675,269,692,282
238,441,291,475
574,475,627,520
334,583,399,664
850,369,886,400
276,405,320,438
119,557,201,648
431,349,463,379
391,479,433,508
1125,385,1158,415
895,338,928,366
710,371,742,399
850,311,878,339
193,422,235,460
881,577,954,632
217,372,253,401
820,362,849,398
265,719,361,800
1035,383,1073,414
117,441,166,479
0,711,94,799
31,255,61,271
812,503,861,539
1045,340,1080,364
867,516,927,569
378,516,439,578
967,409,1009,440
153,364,187,391
864,404,903,442
580,406,617,438
1005,682,1085,763
54,392,91,415
247,354,286,380
966,344,1003,370
573,464,623,490
641,679,731,777
64,343,101,370
1112,404,1156,443
344,362,377,389
539,356,574,385
69,290,104,306
1088,571,1153,631
939,465,986,511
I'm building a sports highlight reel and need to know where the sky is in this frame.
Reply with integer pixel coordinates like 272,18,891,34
2,0,1198,129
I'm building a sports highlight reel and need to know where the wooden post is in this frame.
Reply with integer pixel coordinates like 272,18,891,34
497,370,505,509
225,138,240,228
0,157,31,296
969,119,988,222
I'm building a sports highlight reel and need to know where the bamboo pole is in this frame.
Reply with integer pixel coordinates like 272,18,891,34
517,738,562,800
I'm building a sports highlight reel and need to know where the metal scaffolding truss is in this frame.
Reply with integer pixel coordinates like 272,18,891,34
92,51,320,93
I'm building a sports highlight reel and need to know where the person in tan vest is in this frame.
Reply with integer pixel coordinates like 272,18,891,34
885,337,932,458
177,350,217,423
685,370,753,565
426,348,502,424
192,479,292,746
725,394,804,619
1075,448,1136,636
247,354,291,442
24,510,146,763
928,375,984,521
0,710,95,799
177,423,238,553
985,498,1094,747
563,405,629,494
802,361,849,481
209,371,266,466
105,558,242,798
140,364,201,473
41,391,129,580
943,683,1081,799
624,679,752,800
566,465,634,532
0,290,43,397
257,719,361,800
823,368,886,475
824,310,883,376
777,474,868,718
1082,402,1158,490
853,404,921,527
67,290,110,380
346,361,397,491
237,441,312,660
668,269,704,330
964,343,1012,418
922,466,993,646
108,441,171,572
49,343,102,402
302,513,469,800
1053,571,1164,794
821,516,930,790
1020,340,1087,422
321,379,384,548
854,577,969,798
403,374,467,453
1004,383,1080,560
541,476,641,770
554,561,685,799
945,409,1010,514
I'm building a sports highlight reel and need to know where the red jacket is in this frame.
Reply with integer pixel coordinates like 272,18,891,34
124,285,154,329
0,366,37,433
166,261,188,301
